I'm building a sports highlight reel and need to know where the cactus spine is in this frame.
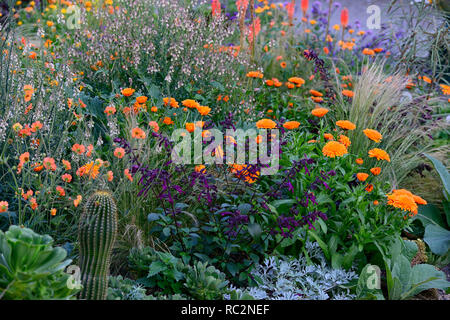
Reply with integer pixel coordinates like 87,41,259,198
78,191,118,300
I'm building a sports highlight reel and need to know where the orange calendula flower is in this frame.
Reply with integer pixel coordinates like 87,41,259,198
324,133,334,141
195,165,206,173
363,129,382,143
182,99,200,109
362,48,375,56
246,71,264,78
342,89,354,98
50,208,57,216
310,89,323,97
283,121,300,130
387,190,419,216
197,106,211,116
136,96,148,104
131,127,146,139
0,201,8,213
107,171,114,182
163,117,174,125
288,77,305,86
336,120,356,130
185,123,195,133
356,158,364,165
322,141,348,158
311,107,329,117
265,79,274,86
121,88,135,97
114,147,125,159
365,184,374,192
368,148,390,162
151,106,158,112
370,167,381,176
280,62,287,68
339,135,351,148
356,173,369,182
256,119,277,129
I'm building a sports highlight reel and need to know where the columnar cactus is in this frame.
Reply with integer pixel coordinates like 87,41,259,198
78,191,118,300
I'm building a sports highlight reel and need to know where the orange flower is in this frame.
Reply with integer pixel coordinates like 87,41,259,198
30,198,38,211
322,141,348,158
363,129,382,143
373,200,379,205
265,79,274,86
151,106,158,112
339,135,351,147
362,48,375,56
311,107,329,117
310,90,323,97
56,186,66,197
62,159,71,171
131,127,146,139
136,96,148,104
370,167,381,176
365,184,374,192
163,117,174,125
336,120,356,130
342,89,354,98
288,77,305,86
72,143,86,155
163,97,179,108
246,71,264,78
286,82,295,89
0,201,8,213
43,157,56,171
107,170,114,182
340,7,349,27
280,62,287,68
368,148,390,162
195,165,206,173
356,158,364,165
74,195,82,207
61,174,72,183
422,76,432,84
197,106,211,116
50,208,57,216
114,147,125,159
256,119,277,129
148,121,159,132
104,106,116,116
387,190,419,216
324,133,334,141
283,121,300,130
356,173,369,182
124,169,133,181
121,88,135,97
185,122,195,133
182,99,200,109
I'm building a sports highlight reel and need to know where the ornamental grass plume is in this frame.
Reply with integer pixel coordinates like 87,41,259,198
333,62,444,184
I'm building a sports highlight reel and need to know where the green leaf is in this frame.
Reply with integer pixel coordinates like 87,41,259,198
147,213,161,222
356,264,385,300
424,153,450,199
415,204,446,228
247,223,262,239
147,261,167,277
424,224,450,255
404,264,450,298
308,230,329,260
